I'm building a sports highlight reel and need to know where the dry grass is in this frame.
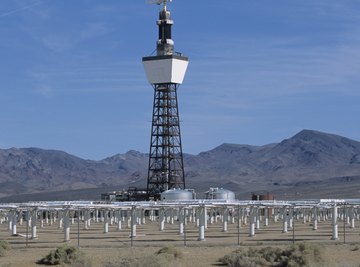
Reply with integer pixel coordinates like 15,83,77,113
102,246,183,267
0,240,10,257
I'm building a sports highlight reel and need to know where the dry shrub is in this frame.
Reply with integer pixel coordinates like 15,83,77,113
37,245,91,267
104,254,173,267
0,240,11,257
104,246,183,267
219,243,324,267
156,246,182,260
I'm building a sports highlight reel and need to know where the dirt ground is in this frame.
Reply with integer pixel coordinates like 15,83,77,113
0,218,359,266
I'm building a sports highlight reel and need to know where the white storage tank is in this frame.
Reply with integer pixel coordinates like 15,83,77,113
206,188,235,201
161,188,193,201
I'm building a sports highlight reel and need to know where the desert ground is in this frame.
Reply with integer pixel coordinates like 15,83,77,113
0,217,359,266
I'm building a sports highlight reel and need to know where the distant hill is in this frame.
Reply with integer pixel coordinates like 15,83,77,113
1,129,360,202
0,149,148,198
184,129,360,199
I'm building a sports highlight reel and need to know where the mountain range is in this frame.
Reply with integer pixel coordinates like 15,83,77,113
0,129,360,202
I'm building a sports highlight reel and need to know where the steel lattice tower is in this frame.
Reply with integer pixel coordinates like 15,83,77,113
143,0,189,198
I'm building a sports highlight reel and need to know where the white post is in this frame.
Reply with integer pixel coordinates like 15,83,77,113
264,208,269,226
117,211,122,231
204,207,208,229
222,208,228,232
313,207,318,230
256,208,260,230
320,210,325,222
103,210,109,234
31,211,37,239
58,212,63,229
231,210,235,224
288,209,293,229
84,211,89,230
178,208,184,235
238,209,243,229
331,205,338,240
11,211,17,236
303,209,307,224
192,208,196,223
149,210,154,221
282,208,288,233
170,209,174,224
130,207,137,238
198,206,205,241
64,211,70,242
274,210,278,223
249,207,255,237
208,210,213,224
350,207,355,229
142,209,146,224
110,211,114,225
159,208,165,231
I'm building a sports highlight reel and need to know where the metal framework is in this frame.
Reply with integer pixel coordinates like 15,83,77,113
147,83,185,195
1,199,360,212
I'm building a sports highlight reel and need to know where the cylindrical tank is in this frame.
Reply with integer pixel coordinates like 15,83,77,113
206,188,235,201
161,189,193,201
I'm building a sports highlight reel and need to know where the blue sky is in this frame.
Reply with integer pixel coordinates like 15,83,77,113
1,0,360,160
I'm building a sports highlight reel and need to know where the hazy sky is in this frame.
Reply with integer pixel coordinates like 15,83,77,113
1,0,360,159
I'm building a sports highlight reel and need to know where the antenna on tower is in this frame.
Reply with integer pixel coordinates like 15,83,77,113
146,0,172,11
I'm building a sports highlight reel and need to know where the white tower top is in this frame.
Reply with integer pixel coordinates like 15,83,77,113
143,0,188,85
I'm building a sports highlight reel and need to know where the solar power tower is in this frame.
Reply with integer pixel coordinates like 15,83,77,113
142,0,189,199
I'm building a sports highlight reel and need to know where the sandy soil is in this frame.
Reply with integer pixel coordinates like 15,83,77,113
0,218,359,266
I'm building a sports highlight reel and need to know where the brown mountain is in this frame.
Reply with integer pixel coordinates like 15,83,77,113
184,129,360,199
0,129,360,202
0,149,148,198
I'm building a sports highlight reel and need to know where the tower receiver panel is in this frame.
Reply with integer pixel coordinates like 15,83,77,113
143,55,188,84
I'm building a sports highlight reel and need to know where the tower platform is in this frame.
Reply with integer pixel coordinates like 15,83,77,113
143,55,188,85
